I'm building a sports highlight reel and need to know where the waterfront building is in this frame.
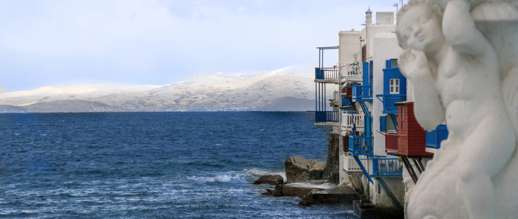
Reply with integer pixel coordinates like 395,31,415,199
314,9,405,211
313,8,448,215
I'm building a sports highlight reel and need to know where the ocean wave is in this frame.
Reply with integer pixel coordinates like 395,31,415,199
187,168,287,184
287,182,337,190
187,172,245,183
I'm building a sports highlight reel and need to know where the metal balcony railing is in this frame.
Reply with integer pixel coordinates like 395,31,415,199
315,67,340,83
315,111,339,123
352,84,372,101
371,157,403,177
348,135,372,156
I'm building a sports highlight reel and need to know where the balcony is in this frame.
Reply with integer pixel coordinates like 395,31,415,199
315,67,340,84
341,62,362,82
348,135,372,156
371,157,403,177
392,102,433,157
351,84,373,102
341,112,364,133
426,124,449,149
315,111,339,125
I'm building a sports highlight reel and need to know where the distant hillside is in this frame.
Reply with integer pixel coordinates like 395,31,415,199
256,97,314,111
0,68,315,113
0,105,27,113
25,100,114,113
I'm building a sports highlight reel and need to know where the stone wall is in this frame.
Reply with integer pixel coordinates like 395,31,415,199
323,133,340,184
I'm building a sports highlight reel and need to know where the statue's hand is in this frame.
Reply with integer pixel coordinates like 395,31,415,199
399,49,430,80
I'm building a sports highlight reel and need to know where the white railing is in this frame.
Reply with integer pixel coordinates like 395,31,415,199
344,155,368,172
372,157,403,177
341,112,364,133
341,62,362,82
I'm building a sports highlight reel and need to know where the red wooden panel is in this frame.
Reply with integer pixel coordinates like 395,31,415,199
395,102,431,157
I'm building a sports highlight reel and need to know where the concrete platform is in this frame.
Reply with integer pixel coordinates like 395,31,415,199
280,180,334,198
300,184,359,206
269,180,359,206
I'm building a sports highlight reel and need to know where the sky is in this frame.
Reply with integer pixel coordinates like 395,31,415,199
0,0,398,91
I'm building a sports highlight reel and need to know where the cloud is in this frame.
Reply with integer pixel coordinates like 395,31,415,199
0,0,172,55
0,0,396,91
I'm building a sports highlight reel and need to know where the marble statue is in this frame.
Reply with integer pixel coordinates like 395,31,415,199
396,0,518,218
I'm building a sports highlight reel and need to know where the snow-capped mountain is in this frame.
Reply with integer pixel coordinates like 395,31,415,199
0,68,315,112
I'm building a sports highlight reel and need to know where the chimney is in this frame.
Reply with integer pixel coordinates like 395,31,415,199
365,8,373,25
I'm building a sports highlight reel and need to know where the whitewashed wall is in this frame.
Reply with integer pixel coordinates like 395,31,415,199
372,32,402,156
339,31,362,67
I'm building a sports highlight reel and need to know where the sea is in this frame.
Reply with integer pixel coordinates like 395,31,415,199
0,112,354,218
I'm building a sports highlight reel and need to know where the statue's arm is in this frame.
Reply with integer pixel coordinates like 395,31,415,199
443,0,491,56
411,72,446,131
400,50,445,130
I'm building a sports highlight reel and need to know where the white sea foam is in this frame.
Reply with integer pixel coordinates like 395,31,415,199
245,168,286,182
285,182,336,190
187,172,245,183
187,168,287,184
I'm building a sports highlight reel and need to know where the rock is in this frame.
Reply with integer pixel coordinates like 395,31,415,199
281,185,317,198
254,175,284,185
262,185,284,197
272,184,284,196
285,156,326,183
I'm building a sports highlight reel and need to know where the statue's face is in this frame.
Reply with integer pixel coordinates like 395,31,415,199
397,4,443,52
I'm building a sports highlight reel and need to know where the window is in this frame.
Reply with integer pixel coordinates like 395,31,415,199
389,78,400,94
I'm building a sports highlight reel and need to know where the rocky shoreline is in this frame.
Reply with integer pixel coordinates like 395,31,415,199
253,155,358,207
251,156,403,218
